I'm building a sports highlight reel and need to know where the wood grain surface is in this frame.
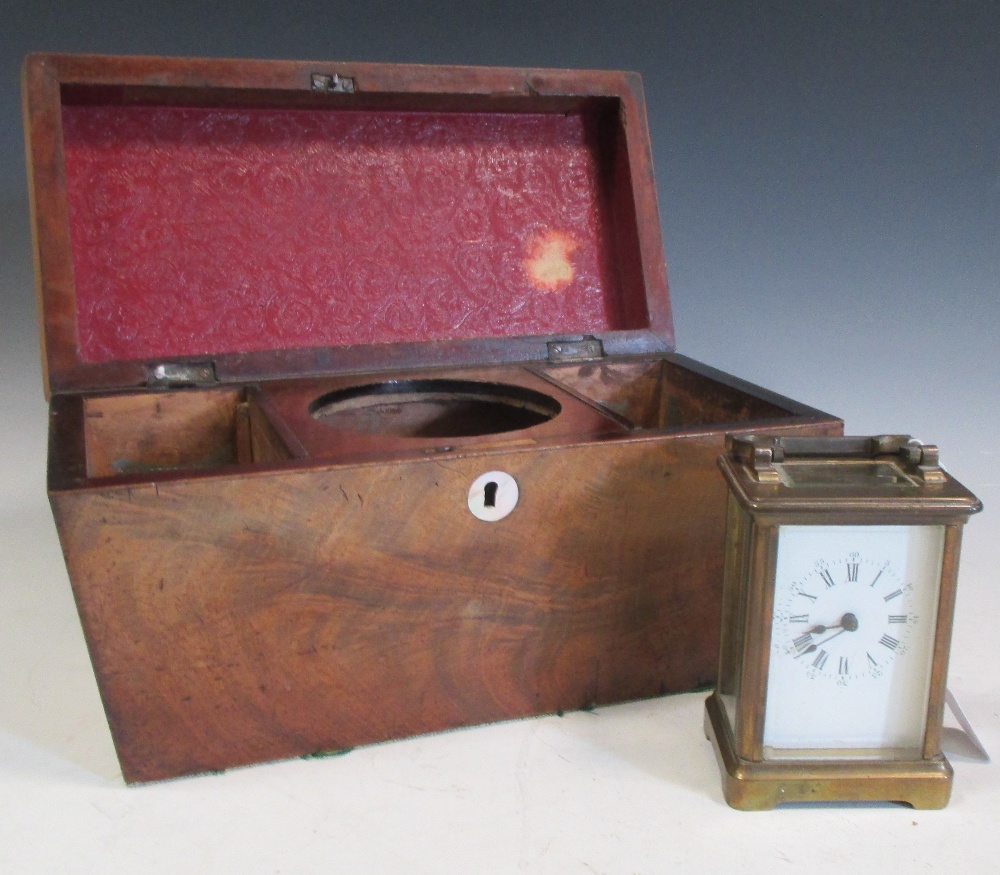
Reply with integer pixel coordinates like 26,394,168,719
53,403,839,782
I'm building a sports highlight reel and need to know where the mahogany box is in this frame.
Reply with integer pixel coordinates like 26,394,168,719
22,53,841,782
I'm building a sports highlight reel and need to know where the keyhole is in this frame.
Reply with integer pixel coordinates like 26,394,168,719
468,471,518,522
483,481,498,508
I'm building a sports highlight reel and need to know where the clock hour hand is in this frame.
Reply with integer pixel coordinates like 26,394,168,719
805,612,859,636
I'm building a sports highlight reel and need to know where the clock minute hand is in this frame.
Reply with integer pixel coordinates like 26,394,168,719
795,627,846,658
794,613,859,658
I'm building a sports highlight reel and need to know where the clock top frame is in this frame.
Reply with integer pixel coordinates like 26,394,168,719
719,434,982,522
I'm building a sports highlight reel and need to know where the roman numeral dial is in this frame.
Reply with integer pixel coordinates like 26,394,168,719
772,549,918,684
763,524,947,757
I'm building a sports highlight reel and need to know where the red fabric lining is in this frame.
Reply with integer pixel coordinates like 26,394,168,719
62,105,644,363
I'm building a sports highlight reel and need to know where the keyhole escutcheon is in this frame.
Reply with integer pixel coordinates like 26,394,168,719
468,471,518,521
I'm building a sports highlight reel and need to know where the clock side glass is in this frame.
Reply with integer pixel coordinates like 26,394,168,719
763,524,945,759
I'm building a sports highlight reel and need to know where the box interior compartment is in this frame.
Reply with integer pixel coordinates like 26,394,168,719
73,355,804,480
82,388,291,478
308,378,563,438
544,357,794,429
250,366,631,464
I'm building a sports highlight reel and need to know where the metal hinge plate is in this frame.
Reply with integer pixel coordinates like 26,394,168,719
146,362,218,388
546,336,605,364
311,72,356,94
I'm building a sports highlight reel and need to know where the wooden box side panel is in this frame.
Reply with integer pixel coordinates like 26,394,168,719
52,419,840,783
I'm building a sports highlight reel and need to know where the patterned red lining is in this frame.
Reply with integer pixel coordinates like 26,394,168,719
62,105,642,363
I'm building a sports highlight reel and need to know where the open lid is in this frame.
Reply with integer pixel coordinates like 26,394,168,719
23,54,673,396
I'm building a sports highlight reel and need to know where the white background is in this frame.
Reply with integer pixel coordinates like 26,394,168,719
2,3,998,872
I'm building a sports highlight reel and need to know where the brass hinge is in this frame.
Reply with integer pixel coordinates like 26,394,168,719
546,336,605,364
146,361,218,388
310,72,356,94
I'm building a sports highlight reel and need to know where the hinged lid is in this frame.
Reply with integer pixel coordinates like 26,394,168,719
23,54,674,397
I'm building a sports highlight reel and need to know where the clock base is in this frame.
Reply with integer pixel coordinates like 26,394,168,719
704,693,953,810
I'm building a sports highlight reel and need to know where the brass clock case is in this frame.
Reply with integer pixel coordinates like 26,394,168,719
706,435,982,810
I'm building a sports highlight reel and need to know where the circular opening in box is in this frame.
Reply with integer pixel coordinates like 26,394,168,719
309,379,561,439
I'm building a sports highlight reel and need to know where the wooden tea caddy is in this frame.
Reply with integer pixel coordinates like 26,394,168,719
23,53,842,783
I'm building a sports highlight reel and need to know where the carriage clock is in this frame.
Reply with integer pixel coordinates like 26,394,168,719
705,434,982,809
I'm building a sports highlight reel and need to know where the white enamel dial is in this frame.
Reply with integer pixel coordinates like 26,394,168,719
763,524,945,758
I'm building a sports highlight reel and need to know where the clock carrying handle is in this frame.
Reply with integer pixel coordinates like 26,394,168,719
728,434,945,483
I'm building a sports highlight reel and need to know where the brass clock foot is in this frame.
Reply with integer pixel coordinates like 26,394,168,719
705,694,953,810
